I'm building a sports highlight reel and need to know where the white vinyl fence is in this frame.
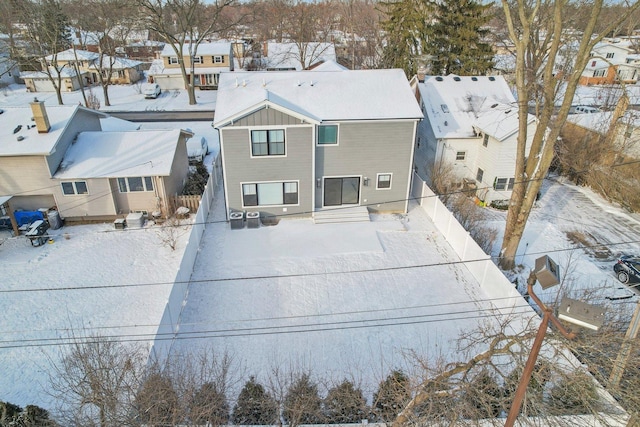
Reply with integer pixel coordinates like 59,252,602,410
150,154,222,361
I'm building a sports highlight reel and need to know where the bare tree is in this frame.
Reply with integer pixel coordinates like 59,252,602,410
497,0,640,269
47,335,145,427
64,0,141,107
16,0,72,105
136,0,239,105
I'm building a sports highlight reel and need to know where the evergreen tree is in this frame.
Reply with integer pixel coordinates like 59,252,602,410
135,372,181,426
428,0,494,75
323,380,368,424
372,370,411,422
232,377,278,425
283,374,323,426
189,382,229,426
1,401,23,426
378,0,433,77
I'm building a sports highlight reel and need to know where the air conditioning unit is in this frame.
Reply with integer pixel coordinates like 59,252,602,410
229,211,244,229
246,211,260,228
126,212,145,228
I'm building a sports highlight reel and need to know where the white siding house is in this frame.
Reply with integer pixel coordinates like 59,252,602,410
415,75,536,205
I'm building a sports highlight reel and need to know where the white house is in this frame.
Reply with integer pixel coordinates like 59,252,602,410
415,74,536,205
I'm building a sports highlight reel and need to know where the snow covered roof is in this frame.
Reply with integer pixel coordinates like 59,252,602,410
99,116,141,132
0,105,79,156
54,130,187,179
309,59,348,71
160,42,231,57
46,48,99,62
20,68,80,79
264,42,336,71
127,40,165,48
566,111,612,134
88,55,142,70
214,69,423,127
418,75,534,140
472,102,524,141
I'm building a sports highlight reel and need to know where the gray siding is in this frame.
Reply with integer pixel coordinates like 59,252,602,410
315,121,415,212
233,107,302,127
221,125,314,217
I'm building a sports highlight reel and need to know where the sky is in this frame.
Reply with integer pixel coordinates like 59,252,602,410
1,80,640,417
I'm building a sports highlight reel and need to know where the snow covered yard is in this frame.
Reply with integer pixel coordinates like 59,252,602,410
0,221,190,409
172,195,519,398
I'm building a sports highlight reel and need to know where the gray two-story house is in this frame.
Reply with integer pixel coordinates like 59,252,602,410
214,69,423,220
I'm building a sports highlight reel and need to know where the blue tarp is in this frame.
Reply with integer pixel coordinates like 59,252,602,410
14,210,44,227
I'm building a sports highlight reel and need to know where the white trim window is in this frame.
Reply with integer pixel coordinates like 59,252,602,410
456,151,466,161
242,182,298,207
493,177,515,191
482,133,489,147
317,124,338,145
214,55,223,63
251,130,285,156
593,69,607,77
118,176,154,192
168,56,179,64
193,55,203,64
61,181,88,195
376,173,392,189
476,168,484,183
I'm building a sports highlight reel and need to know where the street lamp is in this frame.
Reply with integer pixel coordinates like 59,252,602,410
504,255,605,427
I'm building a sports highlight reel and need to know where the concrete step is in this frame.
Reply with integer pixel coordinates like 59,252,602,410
313,206,370,224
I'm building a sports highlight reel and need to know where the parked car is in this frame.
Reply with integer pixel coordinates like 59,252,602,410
614,255,640,284
142,83,161,99
187,135,208,163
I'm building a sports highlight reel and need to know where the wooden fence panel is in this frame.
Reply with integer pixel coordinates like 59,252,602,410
170,195,201,215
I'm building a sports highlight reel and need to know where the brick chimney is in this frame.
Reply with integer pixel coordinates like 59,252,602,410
30,98,51,133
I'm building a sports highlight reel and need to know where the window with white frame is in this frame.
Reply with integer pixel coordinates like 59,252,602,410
251,130,285,156
606,52,614,59
214,55,223,63
168,56,179,64
242,182,298,206
456,151,466,161
193,56,203,64
593,69,607,77
476,168,484,183
482,133,489,147
377,173,392,189
317,125,338,145
494,177,515,191
117,177,154,192
61,181,88,195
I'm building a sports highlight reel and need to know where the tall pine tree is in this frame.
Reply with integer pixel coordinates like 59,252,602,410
232,377,278,425
428,0,494,75
378,0,432,77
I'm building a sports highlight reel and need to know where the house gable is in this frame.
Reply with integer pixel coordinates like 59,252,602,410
230,106,308,127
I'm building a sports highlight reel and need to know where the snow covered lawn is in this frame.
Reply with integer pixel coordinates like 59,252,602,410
0,221,189,408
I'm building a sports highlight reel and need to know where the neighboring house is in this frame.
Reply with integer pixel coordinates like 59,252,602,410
21,68,83,92
579,40,640,85
260,42,336,71
0,100,191,231
148,42,234,90
122,40,165,63
415,74,536,205
22,49,143,91
213,69,423,220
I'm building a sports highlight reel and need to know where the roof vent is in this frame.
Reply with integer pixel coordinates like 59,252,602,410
296,80,301,86
17,135,25,141
488,76,496,81
471,77,478,81
491,103,498,108
505,109,512,114
435,76,444,81
13,125,22,134
444,120,448,126
453,76,461,81
310,80,314,86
